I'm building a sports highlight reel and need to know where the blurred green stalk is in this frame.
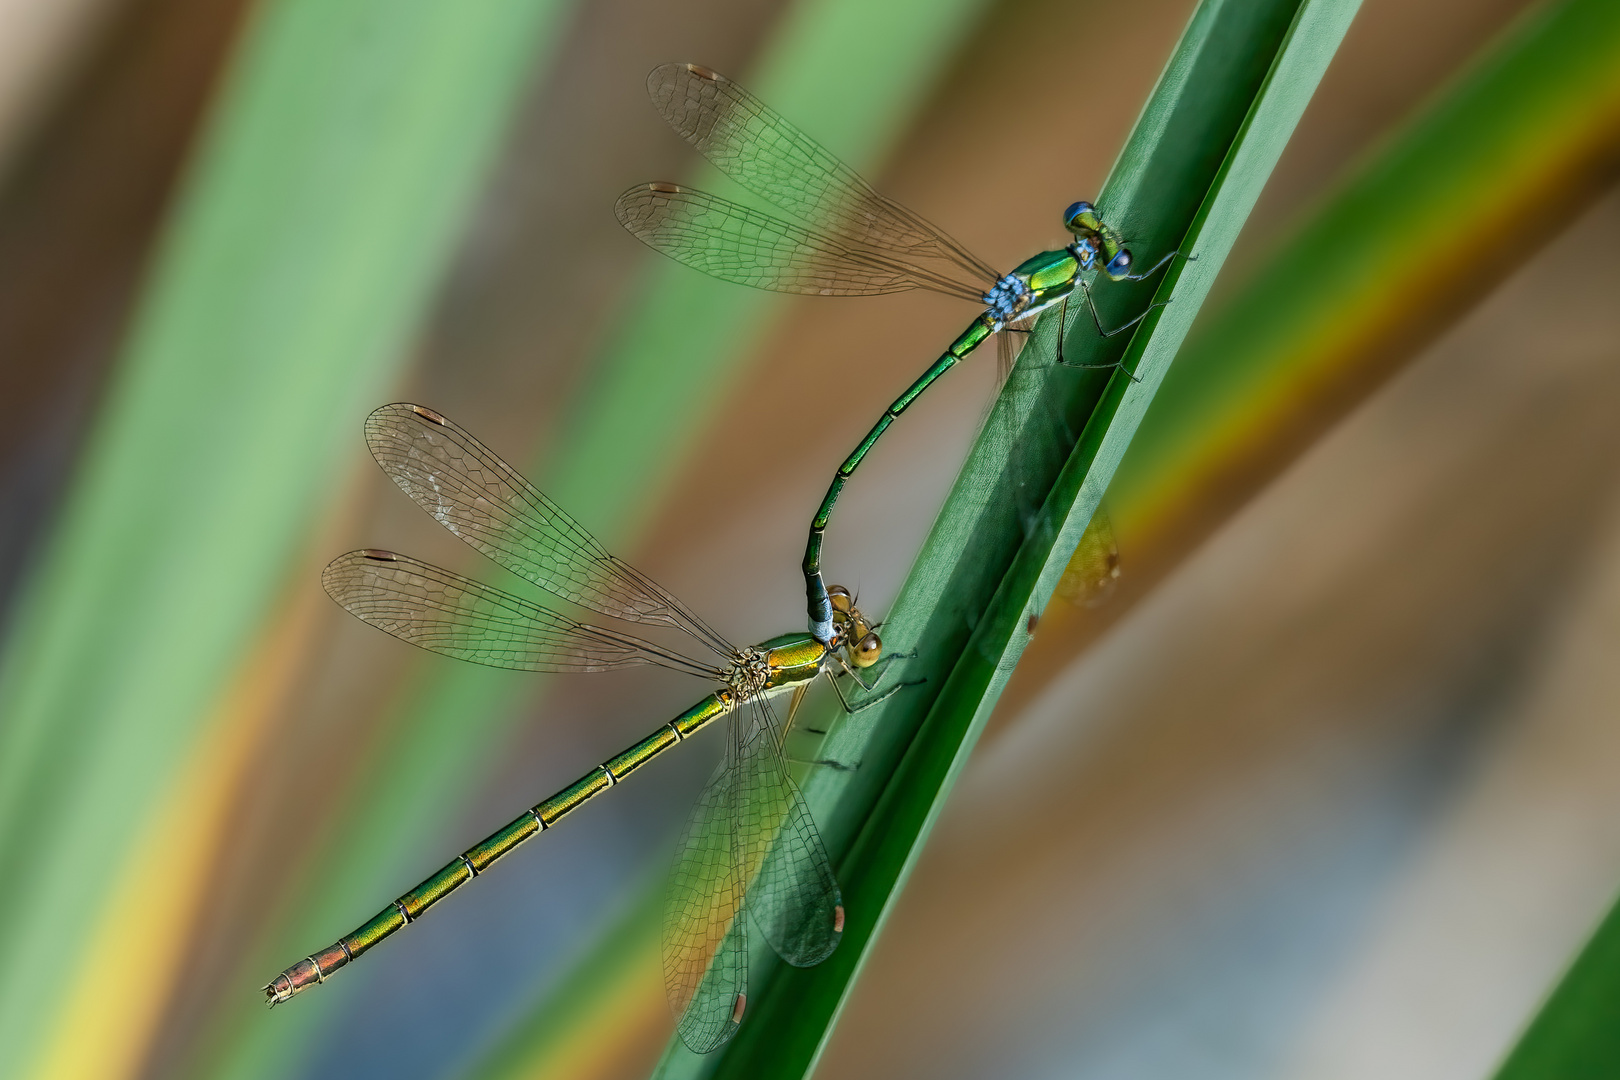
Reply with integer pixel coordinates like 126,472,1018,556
0,0,571,1072
1113,0,1620,566
1006,0,1620,710
205,0,999,1077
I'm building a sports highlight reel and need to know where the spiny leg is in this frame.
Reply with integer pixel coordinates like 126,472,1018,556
836,649,916,694
781,673,889,771
802,662,928,771
1116,247,1192,281
1053,286,1156,383
1076,280,1166,340
830,660,923,710
776,682,813,750
1055,246,1193,366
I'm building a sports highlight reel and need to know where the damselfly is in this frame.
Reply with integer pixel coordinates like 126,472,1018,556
617,63,1183,645
264,404,907,1053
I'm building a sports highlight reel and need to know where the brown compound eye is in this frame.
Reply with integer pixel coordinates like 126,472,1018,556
852,631,882,668
827,585,854,614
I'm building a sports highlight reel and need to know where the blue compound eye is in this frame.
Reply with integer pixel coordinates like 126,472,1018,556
1064,201,1094,231
1106,250,1133,279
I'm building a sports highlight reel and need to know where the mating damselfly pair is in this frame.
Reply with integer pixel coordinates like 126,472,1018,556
266,62,1176,1053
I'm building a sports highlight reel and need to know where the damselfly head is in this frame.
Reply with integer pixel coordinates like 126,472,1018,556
851,630,882,668
1063,200,1100,235
828,584,882,666
1104,249,1135,280
829,585,861,635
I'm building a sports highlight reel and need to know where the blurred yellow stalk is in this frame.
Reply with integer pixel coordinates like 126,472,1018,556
30,578,324,1080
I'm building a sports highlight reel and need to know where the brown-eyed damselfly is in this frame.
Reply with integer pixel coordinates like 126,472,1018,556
263,404,908,1053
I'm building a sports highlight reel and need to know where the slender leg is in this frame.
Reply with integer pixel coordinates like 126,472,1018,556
776,682,813,751
1118,248,1193,281
1051,290,1154,361
824,667,911,715
1050,283,1152,384
1055,293,1069,365
797,650,913,733
1053,286,1154,374
837,649,915,692
1077,279,1168,340
1058,247,1192,363
808,664,926,770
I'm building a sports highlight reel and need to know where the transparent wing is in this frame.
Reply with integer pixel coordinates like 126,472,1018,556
739,696,842,967
365,403,731,657
616,184,982,301
995,320,1027,388
664,749,749,1053
662,695,842,1053
649,62,999,284
323,549,723,679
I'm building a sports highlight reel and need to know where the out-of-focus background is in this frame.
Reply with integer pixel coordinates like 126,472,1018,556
0,0,1616,1078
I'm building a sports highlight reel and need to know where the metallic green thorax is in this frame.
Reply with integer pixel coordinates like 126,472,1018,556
802,249,1082,642
264,636,824,1004
1016,248,1085,302
616,64,1184,651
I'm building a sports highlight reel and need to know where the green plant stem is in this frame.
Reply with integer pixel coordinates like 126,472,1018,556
1008,0,1620,722
1495,886,1620,1077
702,0,1362,1077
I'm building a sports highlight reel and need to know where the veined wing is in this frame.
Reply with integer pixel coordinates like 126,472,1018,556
323,549,724,679
736,695,842,967
664,748,749,1053
979,330,1124,609
616,184,985,302
662,696,843,1053
649,62,999,285
365,403,731,658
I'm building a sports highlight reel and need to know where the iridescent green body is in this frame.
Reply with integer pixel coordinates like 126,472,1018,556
617,64,1180,644
801,247,1087,627
265,637,823,1005
264,404,906,1054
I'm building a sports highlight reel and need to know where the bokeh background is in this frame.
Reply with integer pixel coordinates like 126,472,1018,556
0,0,1617,1078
